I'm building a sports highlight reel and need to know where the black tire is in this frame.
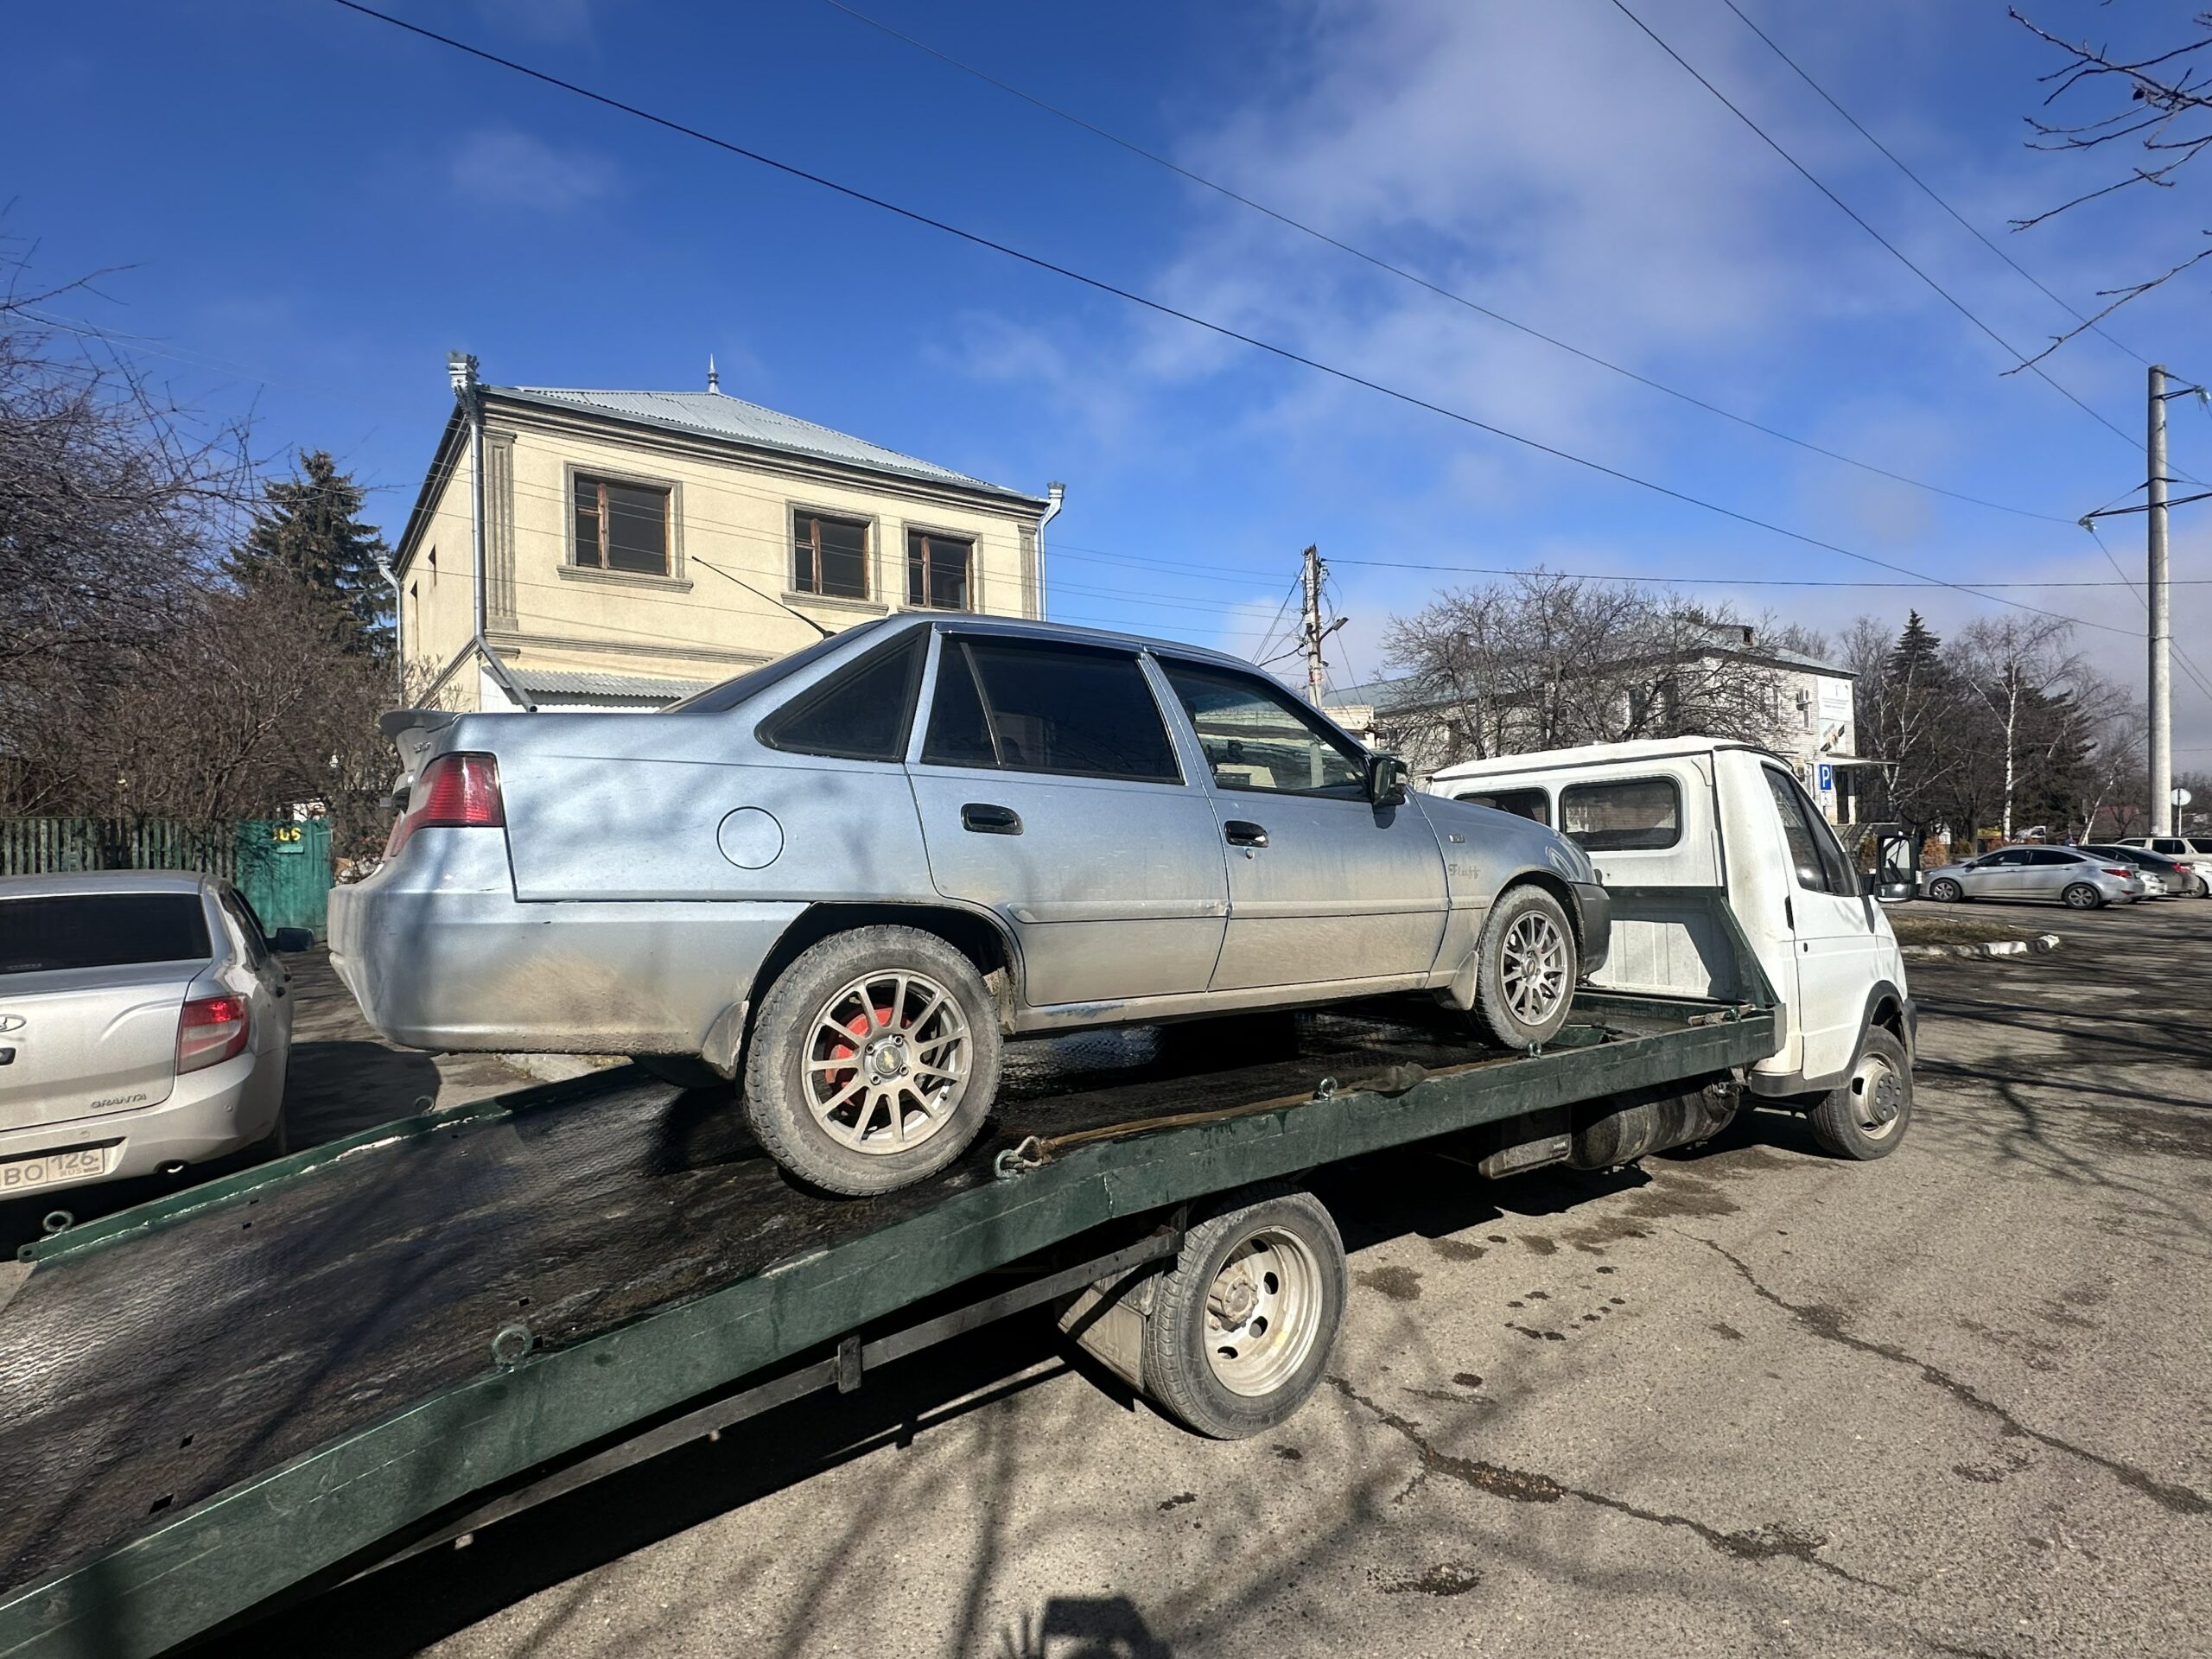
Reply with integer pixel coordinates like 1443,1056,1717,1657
2061,883,2104,910
1140,1185,1346,1440
741,925,1001,1196
1806,1027,1912,1161
635,1054,728,1091
1469,883,1580,1050
1927,878,1962,904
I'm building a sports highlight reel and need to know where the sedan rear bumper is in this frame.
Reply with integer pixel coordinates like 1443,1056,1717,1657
0,1049,282,1198
329,830,803,1055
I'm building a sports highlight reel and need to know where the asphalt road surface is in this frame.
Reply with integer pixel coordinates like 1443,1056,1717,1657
228,898,2208,1659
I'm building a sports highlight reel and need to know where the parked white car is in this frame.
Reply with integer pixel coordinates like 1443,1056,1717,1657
0,872,305,1202
1433,737,1912,1155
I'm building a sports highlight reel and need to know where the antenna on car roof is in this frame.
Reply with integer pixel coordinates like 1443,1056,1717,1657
693,558,834,638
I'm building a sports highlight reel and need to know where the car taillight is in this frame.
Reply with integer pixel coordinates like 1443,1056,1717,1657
385,753,504,859
178,994,251,1073
2102,868,2132,879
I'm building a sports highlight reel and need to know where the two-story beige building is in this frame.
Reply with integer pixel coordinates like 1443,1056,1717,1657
393,365,1058,709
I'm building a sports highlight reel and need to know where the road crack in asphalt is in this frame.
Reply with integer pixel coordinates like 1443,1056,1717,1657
1326,1376,1891,1590
1702,1240,2210,1518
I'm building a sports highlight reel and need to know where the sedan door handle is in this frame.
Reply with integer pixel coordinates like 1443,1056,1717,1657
1224,820,1269,849
961,802,1022,836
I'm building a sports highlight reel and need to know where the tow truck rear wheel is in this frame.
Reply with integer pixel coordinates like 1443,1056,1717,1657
1139,1185,1347,1440
1805,1027,1913,1160
742,925,1001,1196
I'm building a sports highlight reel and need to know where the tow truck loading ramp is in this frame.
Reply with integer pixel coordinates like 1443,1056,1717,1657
0,895,1777,1658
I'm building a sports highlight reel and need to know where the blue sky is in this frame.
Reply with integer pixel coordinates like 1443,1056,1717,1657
9,0,2210,755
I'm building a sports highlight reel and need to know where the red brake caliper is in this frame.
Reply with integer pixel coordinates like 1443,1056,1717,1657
825,999,896,1094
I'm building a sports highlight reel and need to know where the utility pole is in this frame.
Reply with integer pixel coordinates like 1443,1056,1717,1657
1301,543,1326,707
2150,365,2173,836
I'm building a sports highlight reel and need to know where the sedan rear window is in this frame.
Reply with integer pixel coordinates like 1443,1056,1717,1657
0,893,213,975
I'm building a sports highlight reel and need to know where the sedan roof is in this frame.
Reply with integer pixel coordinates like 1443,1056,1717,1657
0,870,219,899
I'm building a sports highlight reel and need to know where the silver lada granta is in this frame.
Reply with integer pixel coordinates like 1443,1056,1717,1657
332,616,1611,1195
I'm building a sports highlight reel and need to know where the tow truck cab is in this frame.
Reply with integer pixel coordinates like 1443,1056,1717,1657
1429,738,1912,1100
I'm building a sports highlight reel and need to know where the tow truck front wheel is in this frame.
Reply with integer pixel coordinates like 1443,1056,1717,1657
1805,1028,1913,1160
1140,1186,1347,1439
743,926,1001,1196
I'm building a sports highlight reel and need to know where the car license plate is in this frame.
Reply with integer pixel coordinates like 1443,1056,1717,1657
0,1146,111,1192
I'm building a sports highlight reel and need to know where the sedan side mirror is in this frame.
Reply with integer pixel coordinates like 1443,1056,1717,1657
269,927,315,953
1366,753,1408,808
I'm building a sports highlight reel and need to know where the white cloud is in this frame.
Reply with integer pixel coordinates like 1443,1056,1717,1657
448,127,617,213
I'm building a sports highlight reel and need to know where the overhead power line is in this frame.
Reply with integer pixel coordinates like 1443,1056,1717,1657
1715,0,2171,377
812,0,2072,526
1608,0,2150,463
324,0,2135,639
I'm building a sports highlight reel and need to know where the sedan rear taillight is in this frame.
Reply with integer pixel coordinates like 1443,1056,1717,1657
385,753,504,860
2102,868,2133,879
178,994,251,1074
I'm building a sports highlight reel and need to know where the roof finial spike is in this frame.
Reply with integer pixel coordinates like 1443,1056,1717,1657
706,354,720,394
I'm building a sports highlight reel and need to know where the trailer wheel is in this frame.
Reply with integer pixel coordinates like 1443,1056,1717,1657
1805,1027,1912,1160
1469,883,1579,1050
742,925,1001,1196
1141,1185,1346,1439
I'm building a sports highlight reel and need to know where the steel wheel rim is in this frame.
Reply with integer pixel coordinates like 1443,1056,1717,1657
803,970,969,1155
1850,1050,1905,1141
1205,1227,1324,1397
1500,910,1570,1027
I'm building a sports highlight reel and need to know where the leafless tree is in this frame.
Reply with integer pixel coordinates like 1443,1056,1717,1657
2007,9,2212,364
1381,573,1805,773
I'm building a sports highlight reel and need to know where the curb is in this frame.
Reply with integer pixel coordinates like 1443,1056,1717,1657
1900,933,2062,961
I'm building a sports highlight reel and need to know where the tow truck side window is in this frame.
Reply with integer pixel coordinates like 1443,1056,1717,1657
1457,786,1550,825
1761,766,1855,895
1560,777,1680,851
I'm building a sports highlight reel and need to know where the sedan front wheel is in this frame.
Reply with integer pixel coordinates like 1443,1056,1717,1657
1470,883,1579,1050
1926,878,1962,903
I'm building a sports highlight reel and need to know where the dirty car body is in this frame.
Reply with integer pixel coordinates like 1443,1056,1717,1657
330,615,1608,1071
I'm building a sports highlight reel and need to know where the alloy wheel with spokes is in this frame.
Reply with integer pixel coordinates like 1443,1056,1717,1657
804,970,970,1154
742,925,1002,1196
1500,911,1570,1028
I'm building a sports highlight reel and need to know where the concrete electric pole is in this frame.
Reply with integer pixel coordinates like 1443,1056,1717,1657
2150,365,2174,836
1301,543,1326,708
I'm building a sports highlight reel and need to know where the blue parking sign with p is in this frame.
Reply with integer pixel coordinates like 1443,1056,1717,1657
1817,764,1833,792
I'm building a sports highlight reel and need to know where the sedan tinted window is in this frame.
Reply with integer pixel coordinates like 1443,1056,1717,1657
0,893,212,975
924,639,1180,783
756,628,925,761
2024,849,2075,866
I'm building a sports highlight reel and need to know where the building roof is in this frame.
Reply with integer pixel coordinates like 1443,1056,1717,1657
495,385,1048,507
506,666,713,704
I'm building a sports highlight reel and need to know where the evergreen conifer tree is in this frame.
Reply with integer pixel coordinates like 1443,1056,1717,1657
228,450,391,652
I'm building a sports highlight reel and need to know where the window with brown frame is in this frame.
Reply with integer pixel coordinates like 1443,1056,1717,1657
791,511,870,599
906,530,971,611
572,474,671,575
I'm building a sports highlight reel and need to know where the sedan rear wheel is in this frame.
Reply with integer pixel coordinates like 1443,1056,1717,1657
743,925,1001,1195
2062,883,2104,910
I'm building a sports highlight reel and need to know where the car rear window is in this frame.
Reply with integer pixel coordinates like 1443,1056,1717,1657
0,893,213,975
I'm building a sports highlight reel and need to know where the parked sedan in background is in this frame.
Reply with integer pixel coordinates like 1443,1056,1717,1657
334,614,1611,1197
2082,843,2206,899
2113,835,2212,894
0,872,307,1201
1922,846,2145,909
